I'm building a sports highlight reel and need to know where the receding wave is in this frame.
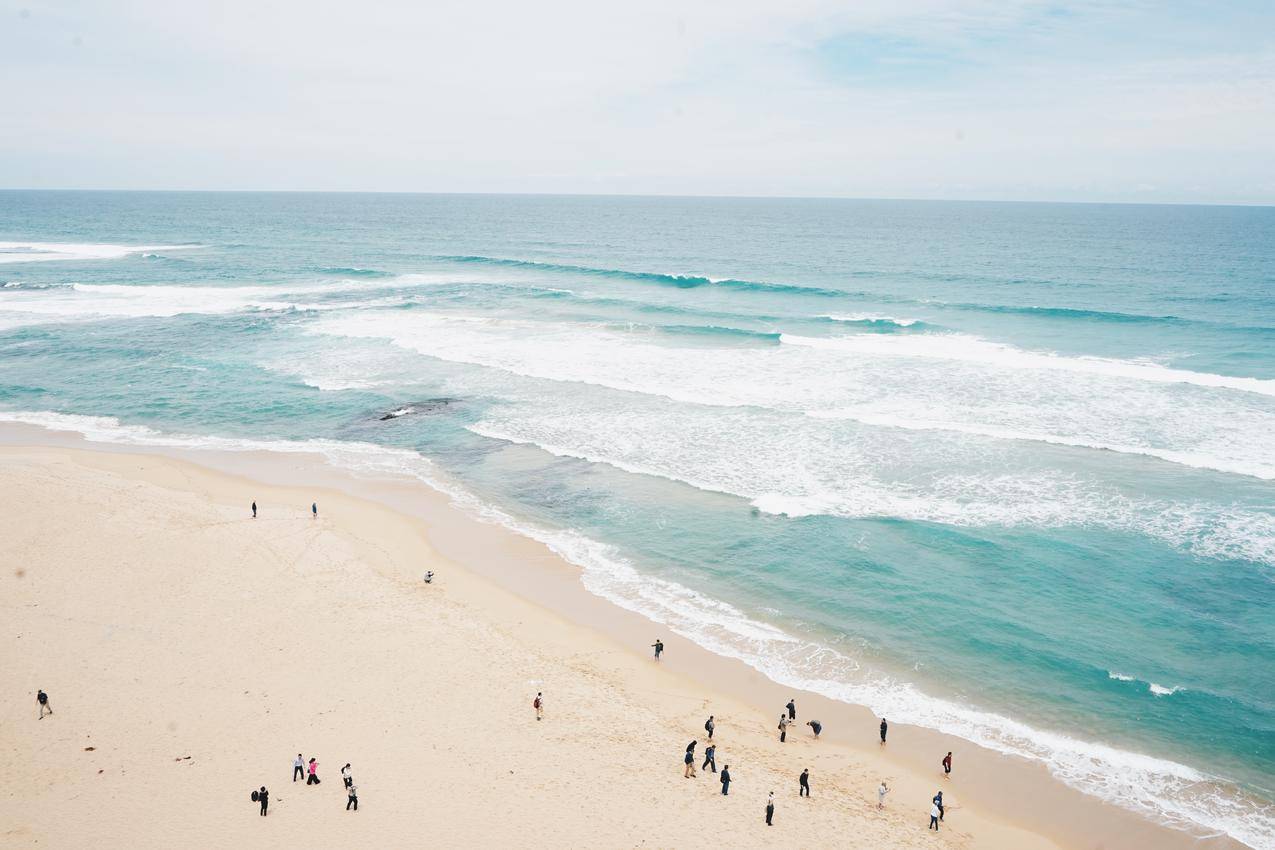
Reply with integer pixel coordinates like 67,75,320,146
4,407,1269,849
0,241,199,264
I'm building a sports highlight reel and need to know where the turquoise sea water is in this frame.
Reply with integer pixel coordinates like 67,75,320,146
1,191,1272,847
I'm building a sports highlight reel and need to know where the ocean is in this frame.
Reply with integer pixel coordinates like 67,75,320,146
1,191,1272,848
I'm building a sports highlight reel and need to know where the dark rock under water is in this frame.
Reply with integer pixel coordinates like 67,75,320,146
378,398,459,420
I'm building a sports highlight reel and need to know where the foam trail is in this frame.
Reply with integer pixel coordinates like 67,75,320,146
0,241,198,264
781,333,1275,398
2,408,1271,849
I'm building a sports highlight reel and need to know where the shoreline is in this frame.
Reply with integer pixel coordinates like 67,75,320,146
0,422,1249,849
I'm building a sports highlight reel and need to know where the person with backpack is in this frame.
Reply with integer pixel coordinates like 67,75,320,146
704,715,715,739
37,689,52,719
293,753,304,781
534,692,543,720
702,743,716,773
307,757,320,785
651,639,664,661
683,741,697,778
257,786,269,816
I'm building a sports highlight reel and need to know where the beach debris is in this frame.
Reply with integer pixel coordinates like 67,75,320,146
83,746,95,751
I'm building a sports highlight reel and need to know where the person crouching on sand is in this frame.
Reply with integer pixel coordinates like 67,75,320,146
683,741,698,777
806,719,822,738
37,689,52,719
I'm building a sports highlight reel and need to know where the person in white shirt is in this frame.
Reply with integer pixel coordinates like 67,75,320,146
877,781,889,809
293,753,304,782
929,801,941,831
341,763,353,788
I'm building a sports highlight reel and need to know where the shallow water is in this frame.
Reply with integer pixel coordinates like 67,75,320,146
1,191,1273,847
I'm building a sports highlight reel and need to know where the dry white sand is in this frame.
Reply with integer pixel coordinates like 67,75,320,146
0,444,1233,849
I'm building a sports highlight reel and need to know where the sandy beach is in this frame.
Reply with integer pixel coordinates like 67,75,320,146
0,437,1245,849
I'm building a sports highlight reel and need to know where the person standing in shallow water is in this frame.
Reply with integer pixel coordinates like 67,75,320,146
651,639,663,661
799,769,810,797
880,717,888,744
765,791,775,826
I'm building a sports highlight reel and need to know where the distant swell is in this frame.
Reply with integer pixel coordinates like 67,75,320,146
436,255,846,297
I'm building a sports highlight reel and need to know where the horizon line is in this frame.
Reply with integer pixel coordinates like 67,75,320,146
0,187,1272,209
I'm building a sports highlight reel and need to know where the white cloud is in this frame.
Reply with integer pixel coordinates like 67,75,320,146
1,0,1271,202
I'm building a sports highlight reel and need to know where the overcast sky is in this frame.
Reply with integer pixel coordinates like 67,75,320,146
3,0,1273,202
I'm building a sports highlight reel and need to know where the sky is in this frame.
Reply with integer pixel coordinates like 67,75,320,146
2,0,1273,203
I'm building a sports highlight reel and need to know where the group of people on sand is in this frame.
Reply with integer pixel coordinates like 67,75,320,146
249,500,318,520
256,755,357,817
642,639,959,832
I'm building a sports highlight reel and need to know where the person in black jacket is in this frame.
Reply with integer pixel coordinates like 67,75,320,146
720,766,731,795
799,769,810,797
258,786,269,816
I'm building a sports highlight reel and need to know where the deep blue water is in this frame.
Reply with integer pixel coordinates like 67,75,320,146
1,191,1273,847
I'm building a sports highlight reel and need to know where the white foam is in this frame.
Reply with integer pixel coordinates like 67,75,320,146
0,282,404,329
0,241,197,264
2,408,1271,849
781,332,1275,398
1109,671,1137,681
822,313,920,327
1150,683,1183,696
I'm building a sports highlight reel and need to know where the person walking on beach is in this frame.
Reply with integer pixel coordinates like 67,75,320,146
806,719,822,738
652,639,664,661
720,765,731,795
683,741,697,778
258,786,269,816
252,501,257,518
799,769,810,797
933,790,945,821
765,791,775,826
877,781,889,809
37,689,52,719
786,699,796,721
942,751,952,778
312,502,317,519
293,753,304,782
704,715,715,739
534,692,543,721
307,757,320,785
342,763,353,788
929,799,941,831
702,743,717,773
880,717,888,745
346,784,358,811
778,713,789,742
